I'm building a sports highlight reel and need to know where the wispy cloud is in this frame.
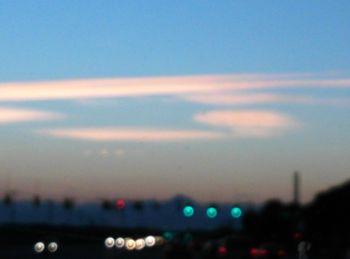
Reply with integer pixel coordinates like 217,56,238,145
114,148,126,157
37,128,225,142
194,110,298,137
184,93,350,107
0,74,349,102
0,107,63,124
99,148,110,157
83,148,126,158
2,73,348,140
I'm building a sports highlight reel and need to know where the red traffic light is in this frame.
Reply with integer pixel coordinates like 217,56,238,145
115,199,126,209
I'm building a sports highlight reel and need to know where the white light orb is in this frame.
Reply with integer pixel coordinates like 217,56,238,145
125,238,136,251
156,236,165,245
135,238,145,250
105,237,115,248
115,237,125,248
34,242,45,253
47,242,58,253
145,236,156,247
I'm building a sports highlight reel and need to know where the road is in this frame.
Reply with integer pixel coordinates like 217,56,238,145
0,245,305,259
0,245,164,259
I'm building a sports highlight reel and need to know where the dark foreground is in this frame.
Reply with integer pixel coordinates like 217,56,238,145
0,225,345,259
0,245,163,259
0,245,303,259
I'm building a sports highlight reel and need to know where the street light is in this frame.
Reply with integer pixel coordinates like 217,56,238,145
206,207,218,218
34,242,45,253
231,206,242,218
183,205,195,217
48,242,58,253
105,237,115,248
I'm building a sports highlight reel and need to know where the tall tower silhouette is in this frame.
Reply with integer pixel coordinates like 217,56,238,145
293,171,300,205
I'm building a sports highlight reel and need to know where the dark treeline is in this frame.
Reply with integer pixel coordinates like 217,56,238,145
243,179,350,258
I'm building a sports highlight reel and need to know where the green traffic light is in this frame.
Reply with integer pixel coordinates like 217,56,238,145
231,207,242,218
183,205,195,217
206,207,218,218
163,231,174,241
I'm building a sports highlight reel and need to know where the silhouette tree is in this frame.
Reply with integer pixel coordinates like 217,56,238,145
32,194,41,208
259,199,294,241
243,209,261,238
63,197,75,224
101,199,113,210
304,180,350,258
133,200,144,212
2,191,16,224
63,197,74,209
3,192,13,205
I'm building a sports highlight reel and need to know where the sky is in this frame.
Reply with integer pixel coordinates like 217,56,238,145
0,0,350,204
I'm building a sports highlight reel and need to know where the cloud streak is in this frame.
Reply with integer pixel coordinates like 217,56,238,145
194,110,298,137
184,93,350,106
0,107,63,124
2,73,347,141
0,74,349,102
37,128,225,142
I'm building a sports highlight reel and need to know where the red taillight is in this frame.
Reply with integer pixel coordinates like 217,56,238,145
293,232,302,240
217,245,228,256
250,248,268,257
250,248,259,257
277,249,286,257
260,248,268,256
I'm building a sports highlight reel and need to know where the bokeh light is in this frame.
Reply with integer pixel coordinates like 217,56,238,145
231,207,242,218
183,205,195,217
105,237,115,248
218,245,228,256
135,238,146,250
163,231,174,241
206,207,218,218
125,238,136,251
145,236,156,247
115,199,126,209
34,242,45,253
184,233,193,242
47,242,58,253
116,237,125,248
155,236,165,245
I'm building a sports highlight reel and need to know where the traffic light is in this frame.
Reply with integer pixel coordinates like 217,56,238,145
206,207,218,218
183,205,195,217
115,199,126,209
163,231,174,241
230,206,242,218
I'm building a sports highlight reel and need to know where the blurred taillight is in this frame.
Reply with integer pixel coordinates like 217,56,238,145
293,232,302,240
260,248,268,256
217,245,228,256
277,249,286,257
250,247,268,257
250,248,258,257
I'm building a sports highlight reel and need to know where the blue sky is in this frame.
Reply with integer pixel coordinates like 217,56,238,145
0,1,350,203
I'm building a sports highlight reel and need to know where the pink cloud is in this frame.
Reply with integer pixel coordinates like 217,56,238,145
37,128,225,142
0,107,63,124
184,93,308,105
194,110,298,137
0,74,349,102
184,93,350,106
0,76,226,102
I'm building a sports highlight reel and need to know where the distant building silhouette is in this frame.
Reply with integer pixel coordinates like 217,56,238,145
293,171,300,205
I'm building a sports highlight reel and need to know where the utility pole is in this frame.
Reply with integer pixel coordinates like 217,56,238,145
293,171,300,206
